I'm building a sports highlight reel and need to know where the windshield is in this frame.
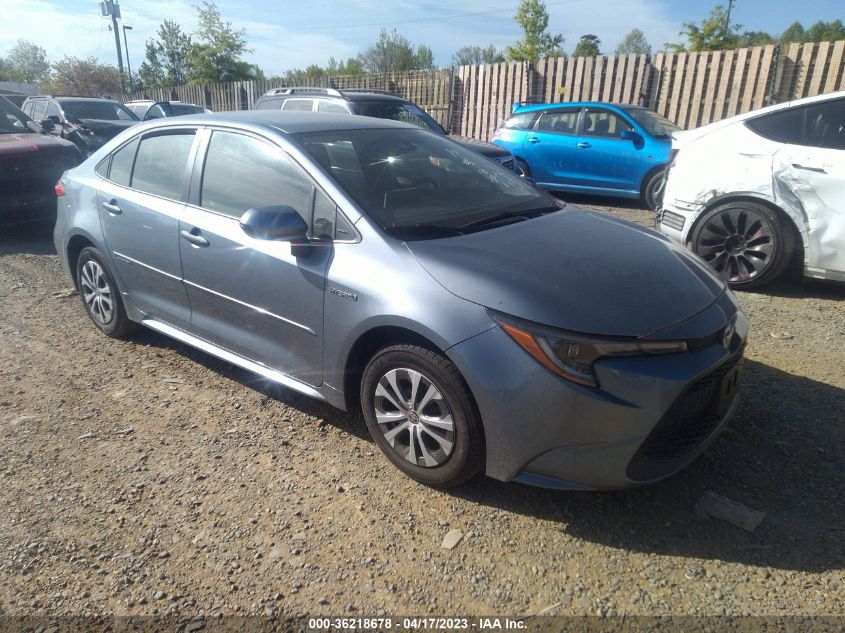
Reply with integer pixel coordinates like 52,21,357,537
624,108,680,137
353,101,444,134
294,128,559,240
60,100,139,122
0,97,30,134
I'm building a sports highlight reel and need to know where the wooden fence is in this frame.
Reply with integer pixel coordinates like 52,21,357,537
124,40,845,140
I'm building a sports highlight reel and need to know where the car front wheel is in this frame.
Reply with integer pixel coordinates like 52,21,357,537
360,344,484,488
643,170,665,210
690,201,794,290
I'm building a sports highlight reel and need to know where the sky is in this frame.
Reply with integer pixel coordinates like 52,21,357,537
0,0,843,77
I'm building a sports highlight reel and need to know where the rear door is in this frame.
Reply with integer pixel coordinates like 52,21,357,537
575,107,641,194
179,128,331,386
771,97,845,275
96,128,197,328
521,106,581,187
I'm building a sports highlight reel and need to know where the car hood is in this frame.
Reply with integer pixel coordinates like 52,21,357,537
76,118,138,137
0,131,78,155
405,208,728,337
451,135,512,159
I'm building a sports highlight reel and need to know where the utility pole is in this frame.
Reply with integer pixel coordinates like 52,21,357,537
725,0,736,31
123,25,134,92
101,0,125,92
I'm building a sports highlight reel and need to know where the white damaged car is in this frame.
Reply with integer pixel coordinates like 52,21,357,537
658,91,844,289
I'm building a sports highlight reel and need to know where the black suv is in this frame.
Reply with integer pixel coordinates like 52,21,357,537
254,88,516,171
21,96,140,156
0,97,81,226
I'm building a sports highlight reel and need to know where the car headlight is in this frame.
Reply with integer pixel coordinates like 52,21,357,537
492,312,687,388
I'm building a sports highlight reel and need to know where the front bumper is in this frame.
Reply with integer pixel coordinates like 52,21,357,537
656,199,703,245
448,312,746,490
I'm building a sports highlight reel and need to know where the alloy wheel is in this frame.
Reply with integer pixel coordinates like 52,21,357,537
373,368,455,468
697,207,775,283
79,260,114,325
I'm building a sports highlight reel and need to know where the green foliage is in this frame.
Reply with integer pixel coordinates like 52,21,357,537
669,4,741,51
572,34,601,57
780,20,845,43
2,40,51,84
506,0,565,61
42,57,121,96
615,29,651,55
138,20,192,89
187,1,256,83
357,29,435,74
737,30,777,47
452,45,505,66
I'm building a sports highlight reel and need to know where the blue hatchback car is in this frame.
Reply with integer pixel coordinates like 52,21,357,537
492,102,680,209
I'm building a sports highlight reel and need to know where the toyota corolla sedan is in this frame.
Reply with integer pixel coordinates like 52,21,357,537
55,111,747,490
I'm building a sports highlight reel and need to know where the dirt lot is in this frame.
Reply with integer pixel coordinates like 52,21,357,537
0,200,843,620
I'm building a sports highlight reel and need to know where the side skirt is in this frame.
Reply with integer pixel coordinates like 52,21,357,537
141,318,326,401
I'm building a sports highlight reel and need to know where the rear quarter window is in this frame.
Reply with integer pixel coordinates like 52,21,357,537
256,98,282,110
746,108,804,145
503,111,537,130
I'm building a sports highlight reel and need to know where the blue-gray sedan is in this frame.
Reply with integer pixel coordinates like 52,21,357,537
54,111,747,490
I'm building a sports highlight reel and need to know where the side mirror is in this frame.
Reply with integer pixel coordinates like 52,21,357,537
240,205,308,242
38,118,56,131
620,129,644,145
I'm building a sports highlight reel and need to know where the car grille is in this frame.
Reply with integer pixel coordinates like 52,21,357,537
660,209,686,232
627,353,742,481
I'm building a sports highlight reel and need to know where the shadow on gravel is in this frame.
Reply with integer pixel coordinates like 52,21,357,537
743,277,845,302
0,221,57,256
453,359,845,574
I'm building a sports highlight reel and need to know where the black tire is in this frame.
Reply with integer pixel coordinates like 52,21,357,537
360,344,484,488
690,201,794,290
642,169,665,210
515,158,532,179
75,246,137,337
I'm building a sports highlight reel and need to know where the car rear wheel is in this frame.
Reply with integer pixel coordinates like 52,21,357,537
76,247,136,337
643,169,665,210
690,201,794,290
360,344,484,488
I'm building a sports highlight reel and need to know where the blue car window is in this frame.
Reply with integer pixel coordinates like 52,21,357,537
582,109,634,138
536,109,579,134
504,111,537,129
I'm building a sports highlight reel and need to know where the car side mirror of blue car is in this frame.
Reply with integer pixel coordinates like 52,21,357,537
240,205,308,242
619,129,644,145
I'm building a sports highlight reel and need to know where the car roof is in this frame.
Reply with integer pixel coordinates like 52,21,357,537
513,101,642,113
137,110,420,134
259,89,407,104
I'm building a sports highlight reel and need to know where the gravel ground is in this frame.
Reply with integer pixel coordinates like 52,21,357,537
0,200,843,620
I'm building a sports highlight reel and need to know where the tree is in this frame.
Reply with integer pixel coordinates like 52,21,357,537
506,0,564,61
669,4,741,51
138,19,193,89
42,57,121,96
804,19,845,42
572,34,601,57
188,1,256,83
452,45,505,66
358,29,433,74
780,21,806,43
615,29,651,55
737,30,776,47
3,40,51,84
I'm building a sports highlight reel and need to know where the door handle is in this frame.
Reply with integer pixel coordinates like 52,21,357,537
102,200,122,215
180,229,209,247
577,141,592,149
792,163,826,174
527,136,540,143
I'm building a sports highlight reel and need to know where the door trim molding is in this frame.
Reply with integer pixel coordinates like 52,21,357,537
113,251,182,282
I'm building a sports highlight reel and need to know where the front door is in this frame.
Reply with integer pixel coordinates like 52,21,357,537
575,107,641,195
179,129,330,386
97,130,196,329
521,107,581,187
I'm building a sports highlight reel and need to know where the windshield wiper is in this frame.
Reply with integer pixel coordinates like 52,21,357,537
458,205,560,231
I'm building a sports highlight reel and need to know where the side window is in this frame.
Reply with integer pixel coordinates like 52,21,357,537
582,109,634,137
46,102,61,119
131,132,195,200
22,102,34,117
108,137,140,186
536,109,579,134
282,99,314,112
256,98,282,110
32,101,48,120
200,131,313,221
317,100,349,114
145,104,167,119
746,108,804,144
802,99,845,150
312,189,336,240
504,111,537,130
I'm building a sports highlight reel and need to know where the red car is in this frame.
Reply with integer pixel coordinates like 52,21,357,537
1,96,81,226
